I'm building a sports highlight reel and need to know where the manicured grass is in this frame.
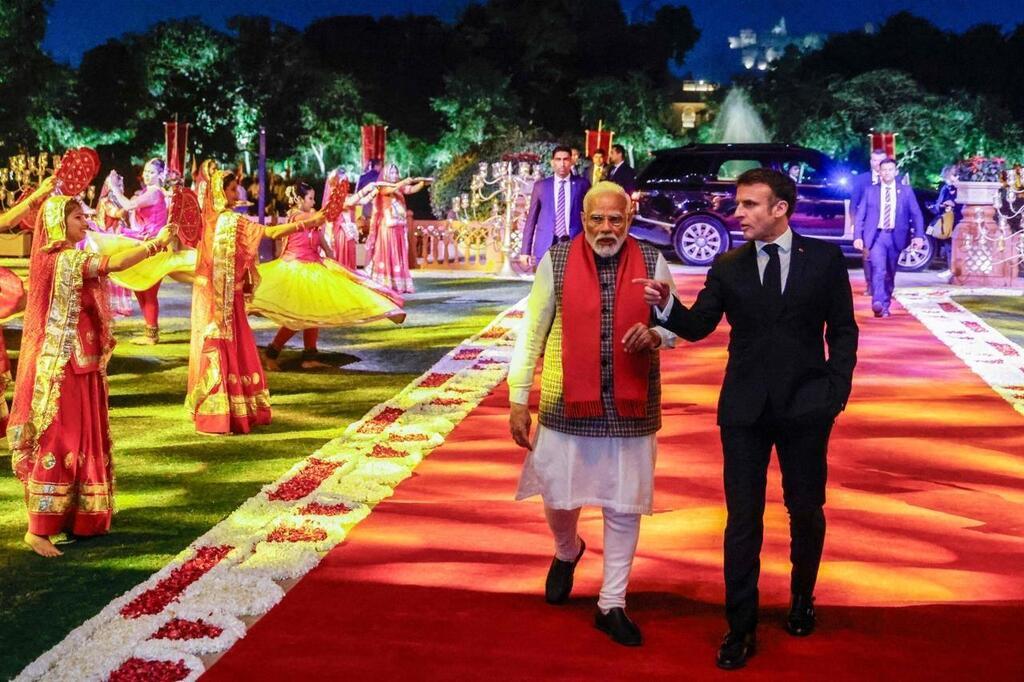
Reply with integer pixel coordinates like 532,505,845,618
0,272,529,678
955,295,1024,347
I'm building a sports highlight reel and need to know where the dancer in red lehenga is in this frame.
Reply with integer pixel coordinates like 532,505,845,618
9,196,173,557
185,170,325,434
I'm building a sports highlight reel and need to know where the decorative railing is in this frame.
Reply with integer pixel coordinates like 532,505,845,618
408,214,511,272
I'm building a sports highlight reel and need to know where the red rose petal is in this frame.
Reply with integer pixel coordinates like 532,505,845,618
267,458,344,502
150,618,224,641
120,546,232,619
109,657,191,682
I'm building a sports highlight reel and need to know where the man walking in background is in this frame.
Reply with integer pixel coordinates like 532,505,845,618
520,145,590,268
854,157,925,318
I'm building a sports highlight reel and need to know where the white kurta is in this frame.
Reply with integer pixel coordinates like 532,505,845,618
508,250,677,515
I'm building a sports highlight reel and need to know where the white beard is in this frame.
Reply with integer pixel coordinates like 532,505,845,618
588,234,625,258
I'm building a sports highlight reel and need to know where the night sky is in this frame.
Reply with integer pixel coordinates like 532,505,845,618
44,0,1023,82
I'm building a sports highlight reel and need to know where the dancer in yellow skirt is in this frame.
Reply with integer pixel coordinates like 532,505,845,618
250,182,405,370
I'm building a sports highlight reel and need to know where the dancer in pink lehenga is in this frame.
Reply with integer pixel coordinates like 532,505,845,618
364,164,430,294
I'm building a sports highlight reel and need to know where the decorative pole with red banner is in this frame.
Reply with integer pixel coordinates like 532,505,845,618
584,120,614,159
164,117,190,175
584,121,614,184
361,125,387,168
868,131,897,159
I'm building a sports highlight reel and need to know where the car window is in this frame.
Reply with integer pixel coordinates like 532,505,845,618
641,155,712,181
715,158,762,180
792,160,828,185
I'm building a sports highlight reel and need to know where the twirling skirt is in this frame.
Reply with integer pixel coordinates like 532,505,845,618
248,258,405,330
20,370,114,536
85,231,196,291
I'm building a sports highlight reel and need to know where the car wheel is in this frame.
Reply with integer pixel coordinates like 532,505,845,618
673,216,729,266
897,236,935,272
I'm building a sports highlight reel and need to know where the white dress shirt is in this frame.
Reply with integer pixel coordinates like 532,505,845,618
754,227,794,292
655,228,794,323
555,176,571,237
878,182,897,230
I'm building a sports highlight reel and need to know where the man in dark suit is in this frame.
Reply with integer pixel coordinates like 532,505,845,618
854,157,924,318
606,143,637,195
638,168,858,670
521,145,590,266
849,150,886,296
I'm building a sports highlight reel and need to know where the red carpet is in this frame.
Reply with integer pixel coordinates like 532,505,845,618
206,275,1024,681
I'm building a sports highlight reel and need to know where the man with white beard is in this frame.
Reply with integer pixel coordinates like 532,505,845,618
507,181,677,646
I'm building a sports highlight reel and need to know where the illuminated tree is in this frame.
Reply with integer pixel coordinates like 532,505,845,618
575,73,681,163
430,63,522,165
0,0,59,154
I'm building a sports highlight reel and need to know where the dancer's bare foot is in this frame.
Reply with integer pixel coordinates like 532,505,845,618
24,532,63,557
261,350,281,372
300,359,332,370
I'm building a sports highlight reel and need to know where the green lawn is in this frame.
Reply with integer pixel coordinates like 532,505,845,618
0,271,529,678
955,295,1024,347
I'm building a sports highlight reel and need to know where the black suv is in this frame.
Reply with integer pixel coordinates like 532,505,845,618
631,143,937,271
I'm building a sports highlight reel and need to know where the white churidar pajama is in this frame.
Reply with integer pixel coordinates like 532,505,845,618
509,250,676,611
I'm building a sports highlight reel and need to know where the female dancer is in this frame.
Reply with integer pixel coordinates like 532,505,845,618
250,182,404,371
322,169,358,269
10,196,173,557
186,171,325,434
93,181,134,316
102,158,171,344
364,164,429,293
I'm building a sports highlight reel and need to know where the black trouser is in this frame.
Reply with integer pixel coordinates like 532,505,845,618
719,406,833,634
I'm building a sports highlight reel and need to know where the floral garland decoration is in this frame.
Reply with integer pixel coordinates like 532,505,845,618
16,299,527,682
894,287,1024,415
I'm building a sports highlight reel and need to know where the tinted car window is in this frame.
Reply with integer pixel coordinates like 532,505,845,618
784,159,828,185
715,158,762,180
642,155,712,182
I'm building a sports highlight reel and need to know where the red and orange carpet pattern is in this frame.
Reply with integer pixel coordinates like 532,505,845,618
206,275,1024,681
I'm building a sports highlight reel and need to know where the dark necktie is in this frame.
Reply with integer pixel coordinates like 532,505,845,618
762,243,782,311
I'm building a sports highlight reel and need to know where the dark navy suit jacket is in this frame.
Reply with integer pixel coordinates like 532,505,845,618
606,162,637,195
854,182,924,251
521,174,590,260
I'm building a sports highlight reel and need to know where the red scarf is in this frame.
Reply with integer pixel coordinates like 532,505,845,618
561,236,650,418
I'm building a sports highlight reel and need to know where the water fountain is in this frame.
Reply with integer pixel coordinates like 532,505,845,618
710,88,770,144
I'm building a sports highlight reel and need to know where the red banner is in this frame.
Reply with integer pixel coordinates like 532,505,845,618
361,125,387,167
164,121,190,175
869,132,897,159
585,129,614,158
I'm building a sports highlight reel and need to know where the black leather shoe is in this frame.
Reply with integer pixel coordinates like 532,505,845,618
544,539,585,604
594,607,642,646
785,594,816,636
716,630,756,670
